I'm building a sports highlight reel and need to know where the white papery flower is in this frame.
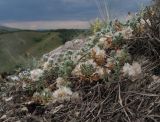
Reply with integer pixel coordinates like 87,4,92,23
92,46,106,58
33,92,41,97
116,49,124,58
30,69,44,81
43,61,50,70
131,62,142,75
140,19,146,25
122,62,142,79
99,37,107,44
146,19,151,26
107,58,115,65
87,59,97,68
91,46,106,65
99,35,113,49
96,66,111,78
106,58,115,70
114,27,133,39
56,77,67,88
96,66,105,77
140,18,151,26
72,63,82,76
122,63,131,76
72,92,80,100
41,88,51,97
122,27,133,39
52,87,73,102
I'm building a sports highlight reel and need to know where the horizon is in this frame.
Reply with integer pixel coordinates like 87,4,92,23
0,0,151,30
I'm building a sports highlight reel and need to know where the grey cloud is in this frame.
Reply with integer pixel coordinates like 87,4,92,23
0,0,152,29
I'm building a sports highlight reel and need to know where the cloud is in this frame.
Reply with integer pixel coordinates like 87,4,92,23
62,0,87,3
0,0,97,21
2,21,90,30
0,0,151,21
61,0,93,4
0,0,151,29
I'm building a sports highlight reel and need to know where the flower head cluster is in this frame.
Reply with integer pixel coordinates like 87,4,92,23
52,77,79,102
99,35,113,49
56,77,69,88
30,69,44,81
105,58,115,70
140,18,151,26
52,87,73,102
114,27,133,39
43,61,52,70
91,46,106,65
122,62,142,80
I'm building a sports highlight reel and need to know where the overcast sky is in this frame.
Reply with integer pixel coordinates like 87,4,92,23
0,0,151,29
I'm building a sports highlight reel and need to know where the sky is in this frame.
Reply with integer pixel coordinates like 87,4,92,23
0,0,151,29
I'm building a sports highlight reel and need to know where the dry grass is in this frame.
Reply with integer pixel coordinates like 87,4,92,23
95,0,110,22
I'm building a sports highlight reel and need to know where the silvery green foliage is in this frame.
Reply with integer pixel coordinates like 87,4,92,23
33,88,52,102
112,33,124,47
58,59,75,78
19,69,31,80
80,63,96,77
42,65,59,81
26,77,46,93
114,49,131,63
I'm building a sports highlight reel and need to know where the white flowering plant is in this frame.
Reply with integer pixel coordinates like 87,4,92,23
11,8,156,106
58,59,75,78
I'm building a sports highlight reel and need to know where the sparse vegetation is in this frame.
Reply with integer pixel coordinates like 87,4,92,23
0,1,160,122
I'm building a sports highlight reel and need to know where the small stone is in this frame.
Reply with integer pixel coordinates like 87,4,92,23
75,112,80,117
5,96,13,102
21,107,28,112
0,115,7,120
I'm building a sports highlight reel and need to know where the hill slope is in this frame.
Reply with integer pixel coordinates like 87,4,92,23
0,26,19,33
0,2,160,122
0,29,87,72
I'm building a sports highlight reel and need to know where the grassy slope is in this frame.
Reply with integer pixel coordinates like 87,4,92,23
0,30,87,72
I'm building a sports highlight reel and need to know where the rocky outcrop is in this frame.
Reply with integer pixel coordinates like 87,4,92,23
42,39,86,62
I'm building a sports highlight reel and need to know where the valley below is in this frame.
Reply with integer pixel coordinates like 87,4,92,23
0,29,87,73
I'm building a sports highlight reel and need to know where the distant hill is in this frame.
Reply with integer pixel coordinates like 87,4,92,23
0,26,20,33
0,29,88,72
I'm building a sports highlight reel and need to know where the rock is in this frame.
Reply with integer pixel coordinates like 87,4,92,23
0,114,7,120
5,96,13,102
7,75,20,81
42,39,86,63
21,107,28,112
